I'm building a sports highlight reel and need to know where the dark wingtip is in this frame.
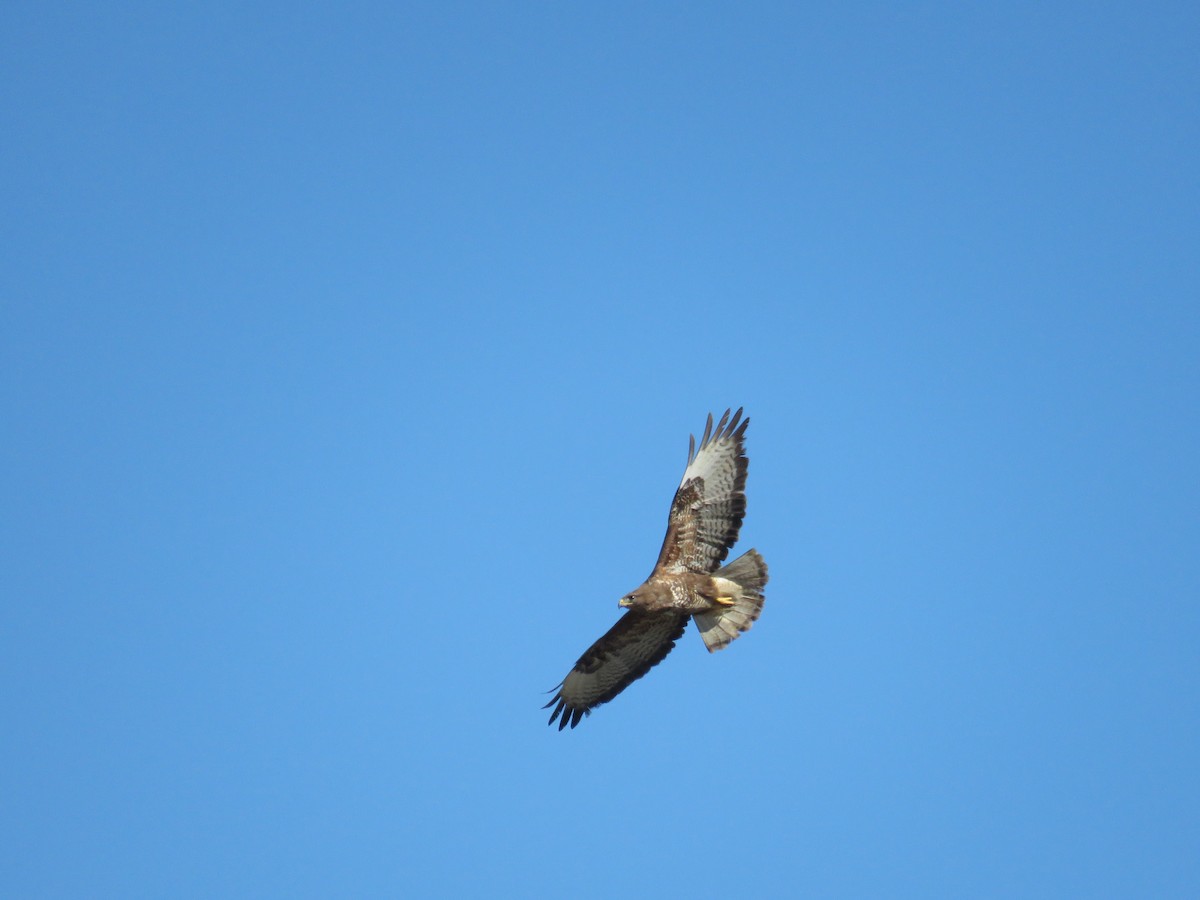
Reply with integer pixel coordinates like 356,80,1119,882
713,409,731,442
544,693,590,731
733,407,749,440
704,408,749,445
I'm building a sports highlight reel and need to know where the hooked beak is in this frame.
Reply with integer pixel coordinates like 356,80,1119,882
618,597,632,608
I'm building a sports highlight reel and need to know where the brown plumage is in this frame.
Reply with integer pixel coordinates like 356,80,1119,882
545,409,769,730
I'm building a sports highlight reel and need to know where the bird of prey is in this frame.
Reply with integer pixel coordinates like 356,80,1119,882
545,408,768,730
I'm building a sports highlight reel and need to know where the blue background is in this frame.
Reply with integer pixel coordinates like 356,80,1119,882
3,3,1198,896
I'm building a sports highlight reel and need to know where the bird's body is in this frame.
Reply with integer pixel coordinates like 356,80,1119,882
545,408,769,730
621,571,743,612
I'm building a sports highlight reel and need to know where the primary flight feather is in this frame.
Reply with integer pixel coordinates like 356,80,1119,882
545,408,769,730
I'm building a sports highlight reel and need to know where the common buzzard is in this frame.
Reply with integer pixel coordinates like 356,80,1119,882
545,408,768,730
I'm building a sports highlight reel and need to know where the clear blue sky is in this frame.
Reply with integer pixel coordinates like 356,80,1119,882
3,3,1198,896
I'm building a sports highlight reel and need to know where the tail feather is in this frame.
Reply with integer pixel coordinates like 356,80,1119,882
695,549,768,652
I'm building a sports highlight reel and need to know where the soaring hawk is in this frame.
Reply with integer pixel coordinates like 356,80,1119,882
545,408,768,730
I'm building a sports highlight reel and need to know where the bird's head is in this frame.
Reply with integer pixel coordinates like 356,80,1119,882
618,592,637,609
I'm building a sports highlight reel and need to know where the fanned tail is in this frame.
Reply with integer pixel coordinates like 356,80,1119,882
694,549,768,652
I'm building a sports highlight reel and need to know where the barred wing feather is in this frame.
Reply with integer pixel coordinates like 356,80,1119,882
652,408,749,575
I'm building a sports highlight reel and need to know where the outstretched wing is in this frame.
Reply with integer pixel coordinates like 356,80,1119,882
544,610,689,730
652,408,749,576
